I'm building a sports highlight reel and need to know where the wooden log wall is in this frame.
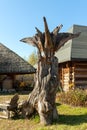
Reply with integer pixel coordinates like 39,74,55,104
59,61,87,91
59,67,74,91
74,62,87,89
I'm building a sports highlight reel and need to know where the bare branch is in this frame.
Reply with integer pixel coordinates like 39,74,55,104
52,24,63,35
43,17,53,49
35,27,43,38
43,17,49,33
54,32,81,51
20,37,36,46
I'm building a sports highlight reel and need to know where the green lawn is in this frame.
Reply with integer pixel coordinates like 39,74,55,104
0,94,87,130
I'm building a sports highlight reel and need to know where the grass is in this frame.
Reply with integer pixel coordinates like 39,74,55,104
0,94,87,130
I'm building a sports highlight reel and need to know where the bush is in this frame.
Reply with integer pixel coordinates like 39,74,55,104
57,89,87,107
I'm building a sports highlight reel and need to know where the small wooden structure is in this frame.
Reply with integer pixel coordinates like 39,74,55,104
56,25,87,91
0,94,19,118
0,43,36,91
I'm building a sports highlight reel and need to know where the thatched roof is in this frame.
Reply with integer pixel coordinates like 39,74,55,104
0,43,36,74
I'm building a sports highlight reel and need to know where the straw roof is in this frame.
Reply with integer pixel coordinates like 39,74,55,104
0,43,36,74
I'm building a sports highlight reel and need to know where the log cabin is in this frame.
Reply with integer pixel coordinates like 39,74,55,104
0,43,36,91
55,25,87,91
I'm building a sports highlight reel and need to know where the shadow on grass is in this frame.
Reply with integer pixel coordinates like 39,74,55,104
11,103,87,126
11,112,87,126
56,114,87,125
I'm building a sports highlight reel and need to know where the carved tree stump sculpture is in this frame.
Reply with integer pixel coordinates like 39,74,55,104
20,17,80,125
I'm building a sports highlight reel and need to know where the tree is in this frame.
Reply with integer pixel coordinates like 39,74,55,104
20,17,80,125
28,52,38,66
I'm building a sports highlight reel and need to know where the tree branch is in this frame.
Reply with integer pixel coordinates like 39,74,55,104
43,17,53,49
54,32,81,51
52,24,63,35
35,27,43,38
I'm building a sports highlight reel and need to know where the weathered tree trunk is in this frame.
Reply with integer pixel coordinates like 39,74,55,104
20,17,80,125
21,55,58,125
37,55,58,124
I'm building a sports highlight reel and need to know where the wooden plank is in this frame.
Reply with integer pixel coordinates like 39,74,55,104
0,110,10,119
0,94,19,119
0,115,9,119
0,104,10,110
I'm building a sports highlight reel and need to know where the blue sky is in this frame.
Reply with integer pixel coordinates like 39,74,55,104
0,0,87,60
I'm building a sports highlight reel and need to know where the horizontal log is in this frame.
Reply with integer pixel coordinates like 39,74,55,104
63,70,69,73
75,71,87,75
63,79,69,82
62,75,74,79
63,87,69,90
75,85,87,88
75,68,87,72
0,115,9,119
63,73,69,76
63,68,69,71
75,74,87,78
63,85,69,87
63,86,69,91
0,104,10,110
63,82,69,85
63,77,69,80
76,65,87,68
76,67,87,70
75,63,87,66
0,109,10,119
63,67,75,72
75,64,87,68
75,81,87,84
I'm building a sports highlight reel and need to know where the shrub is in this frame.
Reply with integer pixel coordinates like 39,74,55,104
57,89,87,107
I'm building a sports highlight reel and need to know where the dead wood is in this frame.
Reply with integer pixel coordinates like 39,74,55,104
20,17,80,125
